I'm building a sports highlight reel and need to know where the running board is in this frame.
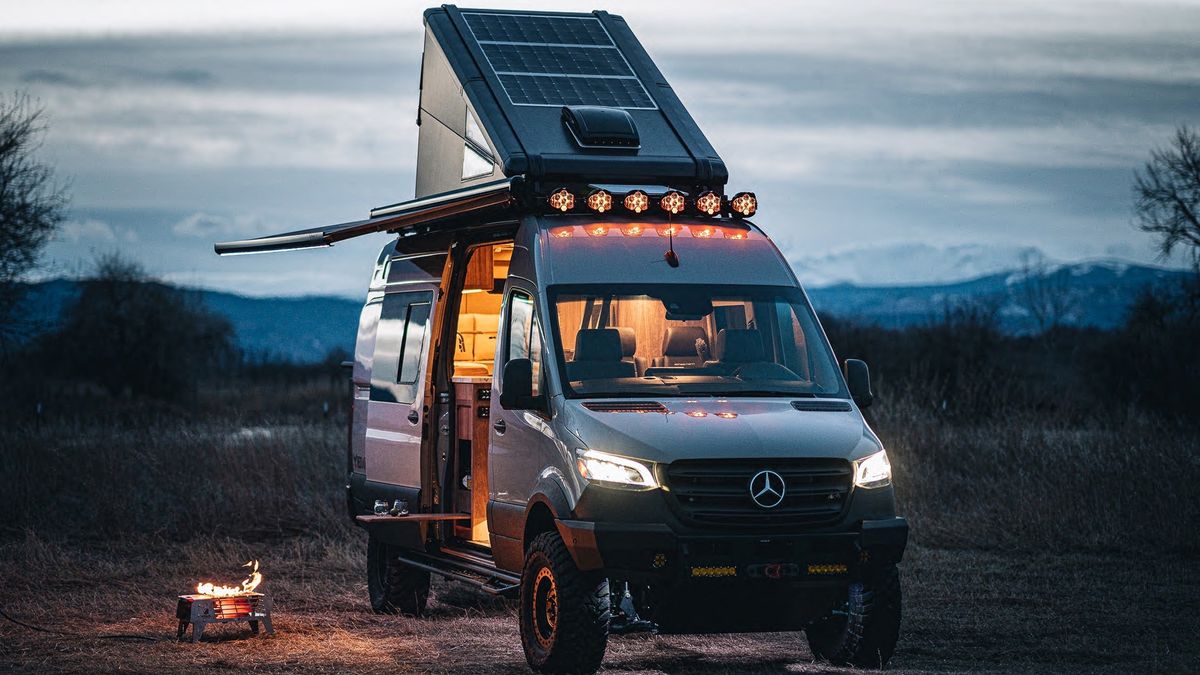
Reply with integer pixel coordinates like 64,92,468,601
396,549,520,598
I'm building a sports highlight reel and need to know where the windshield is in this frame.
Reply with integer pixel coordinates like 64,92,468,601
549,284,846,398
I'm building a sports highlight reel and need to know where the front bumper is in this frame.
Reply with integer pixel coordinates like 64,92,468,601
557,483,908,584
559,515,907,583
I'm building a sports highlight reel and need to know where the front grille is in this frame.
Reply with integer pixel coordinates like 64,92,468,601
664,458,852,527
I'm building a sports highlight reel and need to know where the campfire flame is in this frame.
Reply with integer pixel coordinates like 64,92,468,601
196,560,263,597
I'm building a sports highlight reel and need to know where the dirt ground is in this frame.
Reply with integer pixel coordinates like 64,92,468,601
0,535,1197,674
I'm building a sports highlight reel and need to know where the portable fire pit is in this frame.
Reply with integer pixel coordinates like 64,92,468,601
176,592,273,642
178,560,274,643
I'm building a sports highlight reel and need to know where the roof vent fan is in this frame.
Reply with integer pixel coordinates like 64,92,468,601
561,105,640,150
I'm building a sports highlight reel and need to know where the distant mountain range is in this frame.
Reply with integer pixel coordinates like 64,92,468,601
17,259,1193,362
807,259,1189,332
17,279,360,364
790,242,1047,287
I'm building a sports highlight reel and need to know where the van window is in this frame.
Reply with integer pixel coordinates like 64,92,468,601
371,291,433,404
505,290,543,396
549,284,845,399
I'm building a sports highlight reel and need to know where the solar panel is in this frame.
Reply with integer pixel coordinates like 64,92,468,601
497,74,655,108
463,12,657,110
464,13,612,46
481,43,633,78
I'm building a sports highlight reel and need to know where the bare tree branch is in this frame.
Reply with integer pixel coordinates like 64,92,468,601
1134,125,1200,270
0,92,68,351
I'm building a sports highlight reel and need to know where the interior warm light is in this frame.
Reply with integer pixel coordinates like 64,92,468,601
585,223,610,237
656,223,682,237
624,190,649,214
695,190,722,217
729,191,757,217
551,226,574,238
692,224,720,238
621,223,645,237
548,188,575,212
660,190,687,215
586,189,613,213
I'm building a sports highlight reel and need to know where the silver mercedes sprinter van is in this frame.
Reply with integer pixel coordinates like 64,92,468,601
217,7,907,672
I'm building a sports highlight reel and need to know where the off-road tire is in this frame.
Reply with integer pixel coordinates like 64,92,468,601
367,536,430,616
805,565,901,668
519,531,610,673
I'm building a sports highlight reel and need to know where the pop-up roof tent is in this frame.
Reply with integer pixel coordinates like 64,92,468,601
215,6,730,256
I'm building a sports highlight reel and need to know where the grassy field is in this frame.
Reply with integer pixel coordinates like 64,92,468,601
1,536,1197,673
1,385,1198,672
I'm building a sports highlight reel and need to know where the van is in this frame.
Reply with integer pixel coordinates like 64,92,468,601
217,7,907,673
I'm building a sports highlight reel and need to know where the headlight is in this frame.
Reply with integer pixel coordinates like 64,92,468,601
854,450,891,489
575,449,658,489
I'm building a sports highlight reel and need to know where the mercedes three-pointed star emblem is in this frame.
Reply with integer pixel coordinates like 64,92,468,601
749,469,786,509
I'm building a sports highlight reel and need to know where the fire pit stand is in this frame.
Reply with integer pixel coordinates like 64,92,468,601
176,592,273,643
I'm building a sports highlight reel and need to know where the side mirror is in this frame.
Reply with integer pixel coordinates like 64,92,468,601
499,358,540,410
843,359,874,409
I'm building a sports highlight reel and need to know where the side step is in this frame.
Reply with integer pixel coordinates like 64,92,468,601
396,548,520,598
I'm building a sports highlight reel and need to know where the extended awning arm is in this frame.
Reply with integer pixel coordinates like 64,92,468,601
214,178,515,256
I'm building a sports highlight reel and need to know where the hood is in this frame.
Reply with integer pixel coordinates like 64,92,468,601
560,398,878,465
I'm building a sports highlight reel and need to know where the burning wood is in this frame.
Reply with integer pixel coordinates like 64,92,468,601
195,560,262,597
178,560,273,642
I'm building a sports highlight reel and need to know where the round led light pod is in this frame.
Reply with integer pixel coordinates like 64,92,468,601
695,190,722,217
660,190,687,215
586,189,613,213
729,191,757,218
548,188,575,212
623,190,649,214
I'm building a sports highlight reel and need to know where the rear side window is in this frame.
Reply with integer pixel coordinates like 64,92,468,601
371,291,433,404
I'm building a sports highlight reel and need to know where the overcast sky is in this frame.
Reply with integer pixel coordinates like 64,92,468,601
4,0,1198,296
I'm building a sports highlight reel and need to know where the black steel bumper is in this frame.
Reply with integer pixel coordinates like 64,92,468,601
558,484,908,584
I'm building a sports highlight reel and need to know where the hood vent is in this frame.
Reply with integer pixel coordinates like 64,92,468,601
791,400,853,412
583,401,667,413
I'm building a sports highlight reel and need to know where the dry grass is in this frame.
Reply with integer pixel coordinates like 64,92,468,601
0,535,1196,673
1,387,1198,672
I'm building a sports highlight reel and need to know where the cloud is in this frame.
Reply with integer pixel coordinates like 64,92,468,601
58,218,115,242
56,219,139,245
172,212,273,238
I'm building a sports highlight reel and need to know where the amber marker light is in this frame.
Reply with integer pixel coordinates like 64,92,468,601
621,223,645,237
695,190,722,217
586,189,613,213
660,190,687,215
551,226,573,238
686,410,707,418
715,412,738,419
548,188,575,212
729,191,757,218
624,190,649,214
726,230,747,240
656,223,682,237
691,224,720,238
585,223,610,237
